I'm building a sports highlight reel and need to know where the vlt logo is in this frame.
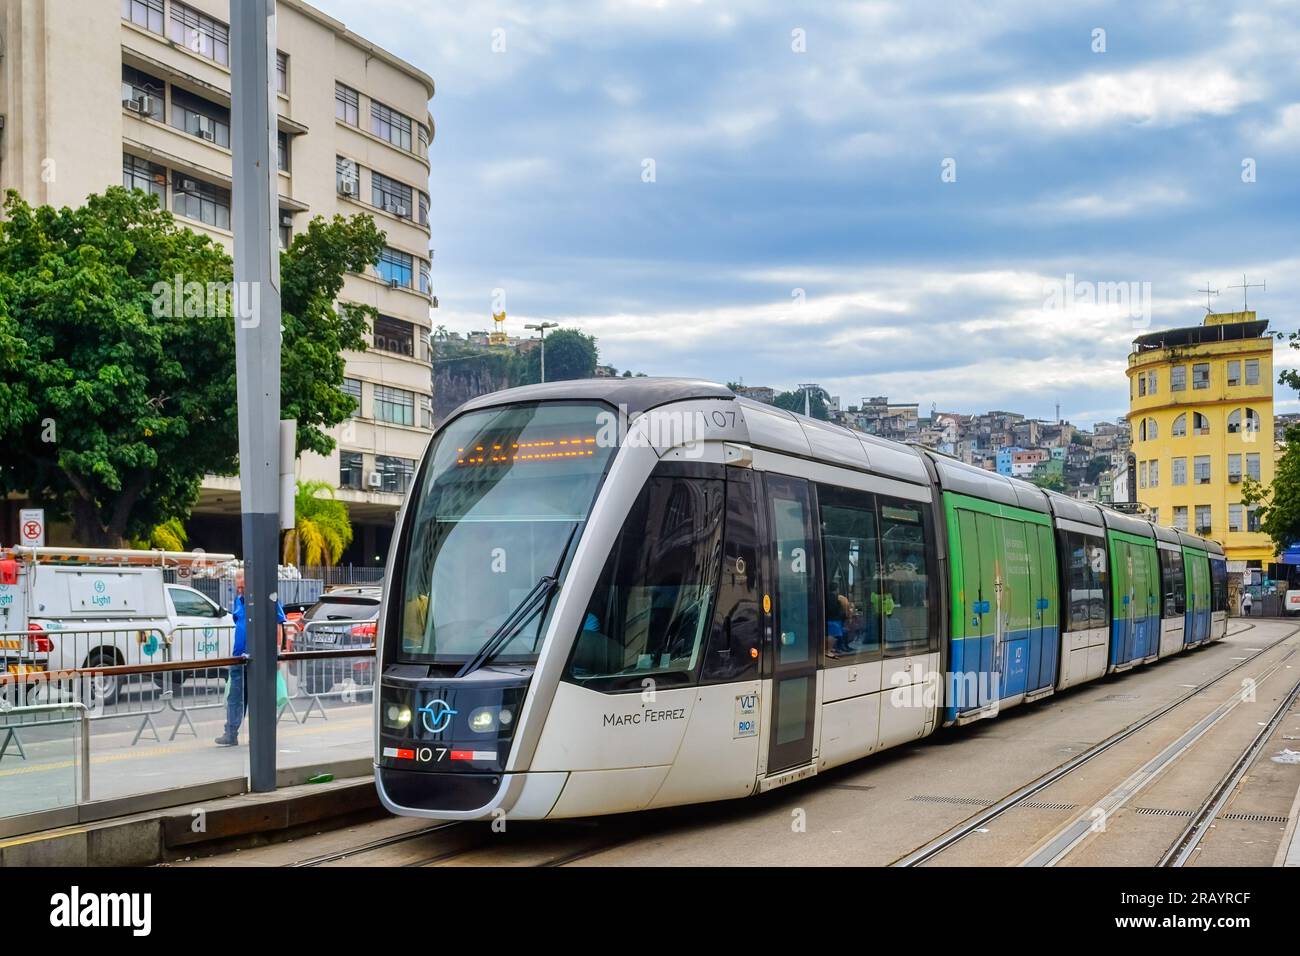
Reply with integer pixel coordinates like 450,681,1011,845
418,699,457,734
91,579,112,608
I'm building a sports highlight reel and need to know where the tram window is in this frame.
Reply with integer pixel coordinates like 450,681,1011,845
817,485,880,664
1061,531,1107,631
702,474,762,684
879,499,931,656
566,475,725,690
1160,549,1185,617
1210,559,1228,613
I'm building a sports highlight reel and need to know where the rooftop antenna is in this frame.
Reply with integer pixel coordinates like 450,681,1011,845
1196,281,1219,313
1226,274,1265,311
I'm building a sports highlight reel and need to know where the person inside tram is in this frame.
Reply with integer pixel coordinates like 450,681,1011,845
825,581,851,656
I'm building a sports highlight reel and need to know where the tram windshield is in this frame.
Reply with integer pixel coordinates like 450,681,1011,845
395,402,617,664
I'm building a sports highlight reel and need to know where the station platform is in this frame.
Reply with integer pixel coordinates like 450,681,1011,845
0,763,382,866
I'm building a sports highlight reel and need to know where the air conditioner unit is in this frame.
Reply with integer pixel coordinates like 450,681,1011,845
394,205,408,217
367,471,383,489
388,278,401,290
339,181,358,197
124,97,143,113
200,127,216,142
280,214,293,228
1229,474,1241,483
181,178,198,192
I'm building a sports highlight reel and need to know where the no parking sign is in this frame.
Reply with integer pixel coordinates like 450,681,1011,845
19,509,45,547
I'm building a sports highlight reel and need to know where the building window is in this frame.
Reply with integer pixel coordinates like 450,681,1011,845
1173,506,1188,531
1247,505,1261,532
1228,504,1243,532
122,0,163,34
417,122,430,154
168,2,229,66
376,247,413,288
1192,411,1209,436
1138,375,1147,397
1172,456,1187,485
1146,417,1157,441
121,65,164,121
278,209,293,250
373,315,415,356
1245,359,1260,385
1149,459,1159,488
340,377,362,414
370,100,413,150
1170,364,1186,391
1195,505,1212,534
374,385,415,426
335,83,360,125
277,131,290,172
1227,360,1241,386
170,87,230,148
1228,454,1242,480
339,451,364,490
1227,409,1241,433
419,259,432,295
276,51,288,94
418,191,430,226
376,455,416,494
336,156,359,197
122,153,167,204
1171,412,1186,437
1139,461,1148,489
1244,408,1260,434
172,173,231,229
372,171,413,217
420,395,433,429
1193,455,1211,485
1246,453,1261,481
1147,371,1157,395
1192,363,1210,389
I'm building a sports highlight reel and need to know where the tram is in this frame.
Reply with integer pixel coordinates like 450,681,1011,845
375,379,1229,820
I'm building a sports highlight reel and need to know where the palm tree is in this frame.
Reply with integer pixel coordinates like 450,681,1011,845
282,480,353,567
130,517,187,551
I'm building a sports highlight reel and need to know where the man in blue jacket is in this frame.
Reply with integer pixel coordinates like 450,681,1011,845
216,570,287,747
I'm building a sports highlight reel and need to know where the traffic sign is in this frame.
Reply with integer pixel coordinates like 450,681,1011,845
19,509,45,547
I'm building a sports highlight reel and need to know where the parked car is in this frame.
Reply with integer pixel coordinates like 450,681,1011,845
294,590,380,696
161,584,236,692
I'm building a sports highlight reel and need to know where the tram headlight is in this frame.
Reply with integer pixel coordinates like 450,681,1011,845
384,703,413,729
468,706,499,733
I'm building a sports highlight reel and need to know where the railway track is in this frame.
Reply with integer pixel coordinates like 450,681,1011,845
893,622,1297,866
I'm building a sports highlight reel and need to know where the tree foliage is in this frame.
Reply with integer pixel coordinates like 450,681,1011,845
773,388,831,421
282,480,353,566
0,187,380,545
510,328,598,385
1241,422,1300,553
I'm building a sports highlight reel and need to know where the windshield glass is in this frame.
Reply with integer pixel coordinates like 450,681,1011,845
396,402,617,663
305,598,379,622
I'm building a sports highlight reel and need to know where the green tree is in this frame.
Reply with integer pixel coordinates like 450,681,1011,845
129,517,188,552
511,328,597,385
1242,422,1300,553
282,480,353,566
0,187,379,546
1030,472,1065,492
773,388,830,421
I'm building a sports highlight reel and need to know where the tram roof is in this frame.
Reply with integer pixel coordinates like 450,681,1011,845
451,377,734,418
922,450,1051,514
1043,489,1105,528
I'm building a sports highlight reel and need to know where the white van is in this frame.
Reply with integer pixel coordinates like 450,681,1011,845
0,548,233,705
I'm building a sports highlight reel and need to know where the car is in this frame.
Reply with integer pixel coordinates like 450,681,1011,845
293,591,380,696
162,584,236,692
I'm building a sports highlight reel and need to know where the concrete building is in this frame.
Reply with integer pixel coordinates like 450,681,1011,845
0,0,436,562
1128,311,1274,568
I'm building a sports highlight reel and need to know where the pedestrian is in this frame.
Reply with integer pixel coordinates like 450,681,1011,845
216,570,286,747
1241,589,1253,618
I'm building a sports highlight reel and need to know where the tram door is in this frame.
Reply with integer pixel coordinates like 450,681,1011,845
764,475,819,773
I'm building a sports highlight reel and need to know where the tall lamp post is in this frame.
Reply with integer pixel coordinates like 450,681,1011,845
525,322,558,383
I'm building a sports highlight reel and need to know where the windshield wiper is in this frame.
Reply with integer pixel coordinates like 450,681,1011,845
455,522,580,678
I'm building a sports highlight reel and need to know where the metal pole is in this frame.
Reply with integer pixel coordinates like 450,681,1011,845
232,0,282,794
80,707,90,803
539,328,546,384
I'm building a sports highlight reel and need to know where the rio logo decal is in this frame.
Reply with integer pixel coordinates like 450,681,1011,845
418,699,457,734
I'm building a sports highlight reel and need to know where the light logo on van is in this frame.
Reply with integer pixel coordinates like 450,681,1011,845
91,579,112,608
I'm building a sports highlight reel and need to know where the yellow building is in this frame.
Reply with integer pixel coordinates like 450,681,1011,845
1127,311,1274,567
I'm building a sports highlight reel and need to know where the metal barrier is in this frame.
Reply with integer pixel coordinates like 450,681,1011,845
279,619,376,723
0,700,91,800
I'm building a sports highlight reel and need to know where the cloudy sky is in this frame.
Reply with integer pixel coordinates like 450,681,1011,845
311,0,1299,427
